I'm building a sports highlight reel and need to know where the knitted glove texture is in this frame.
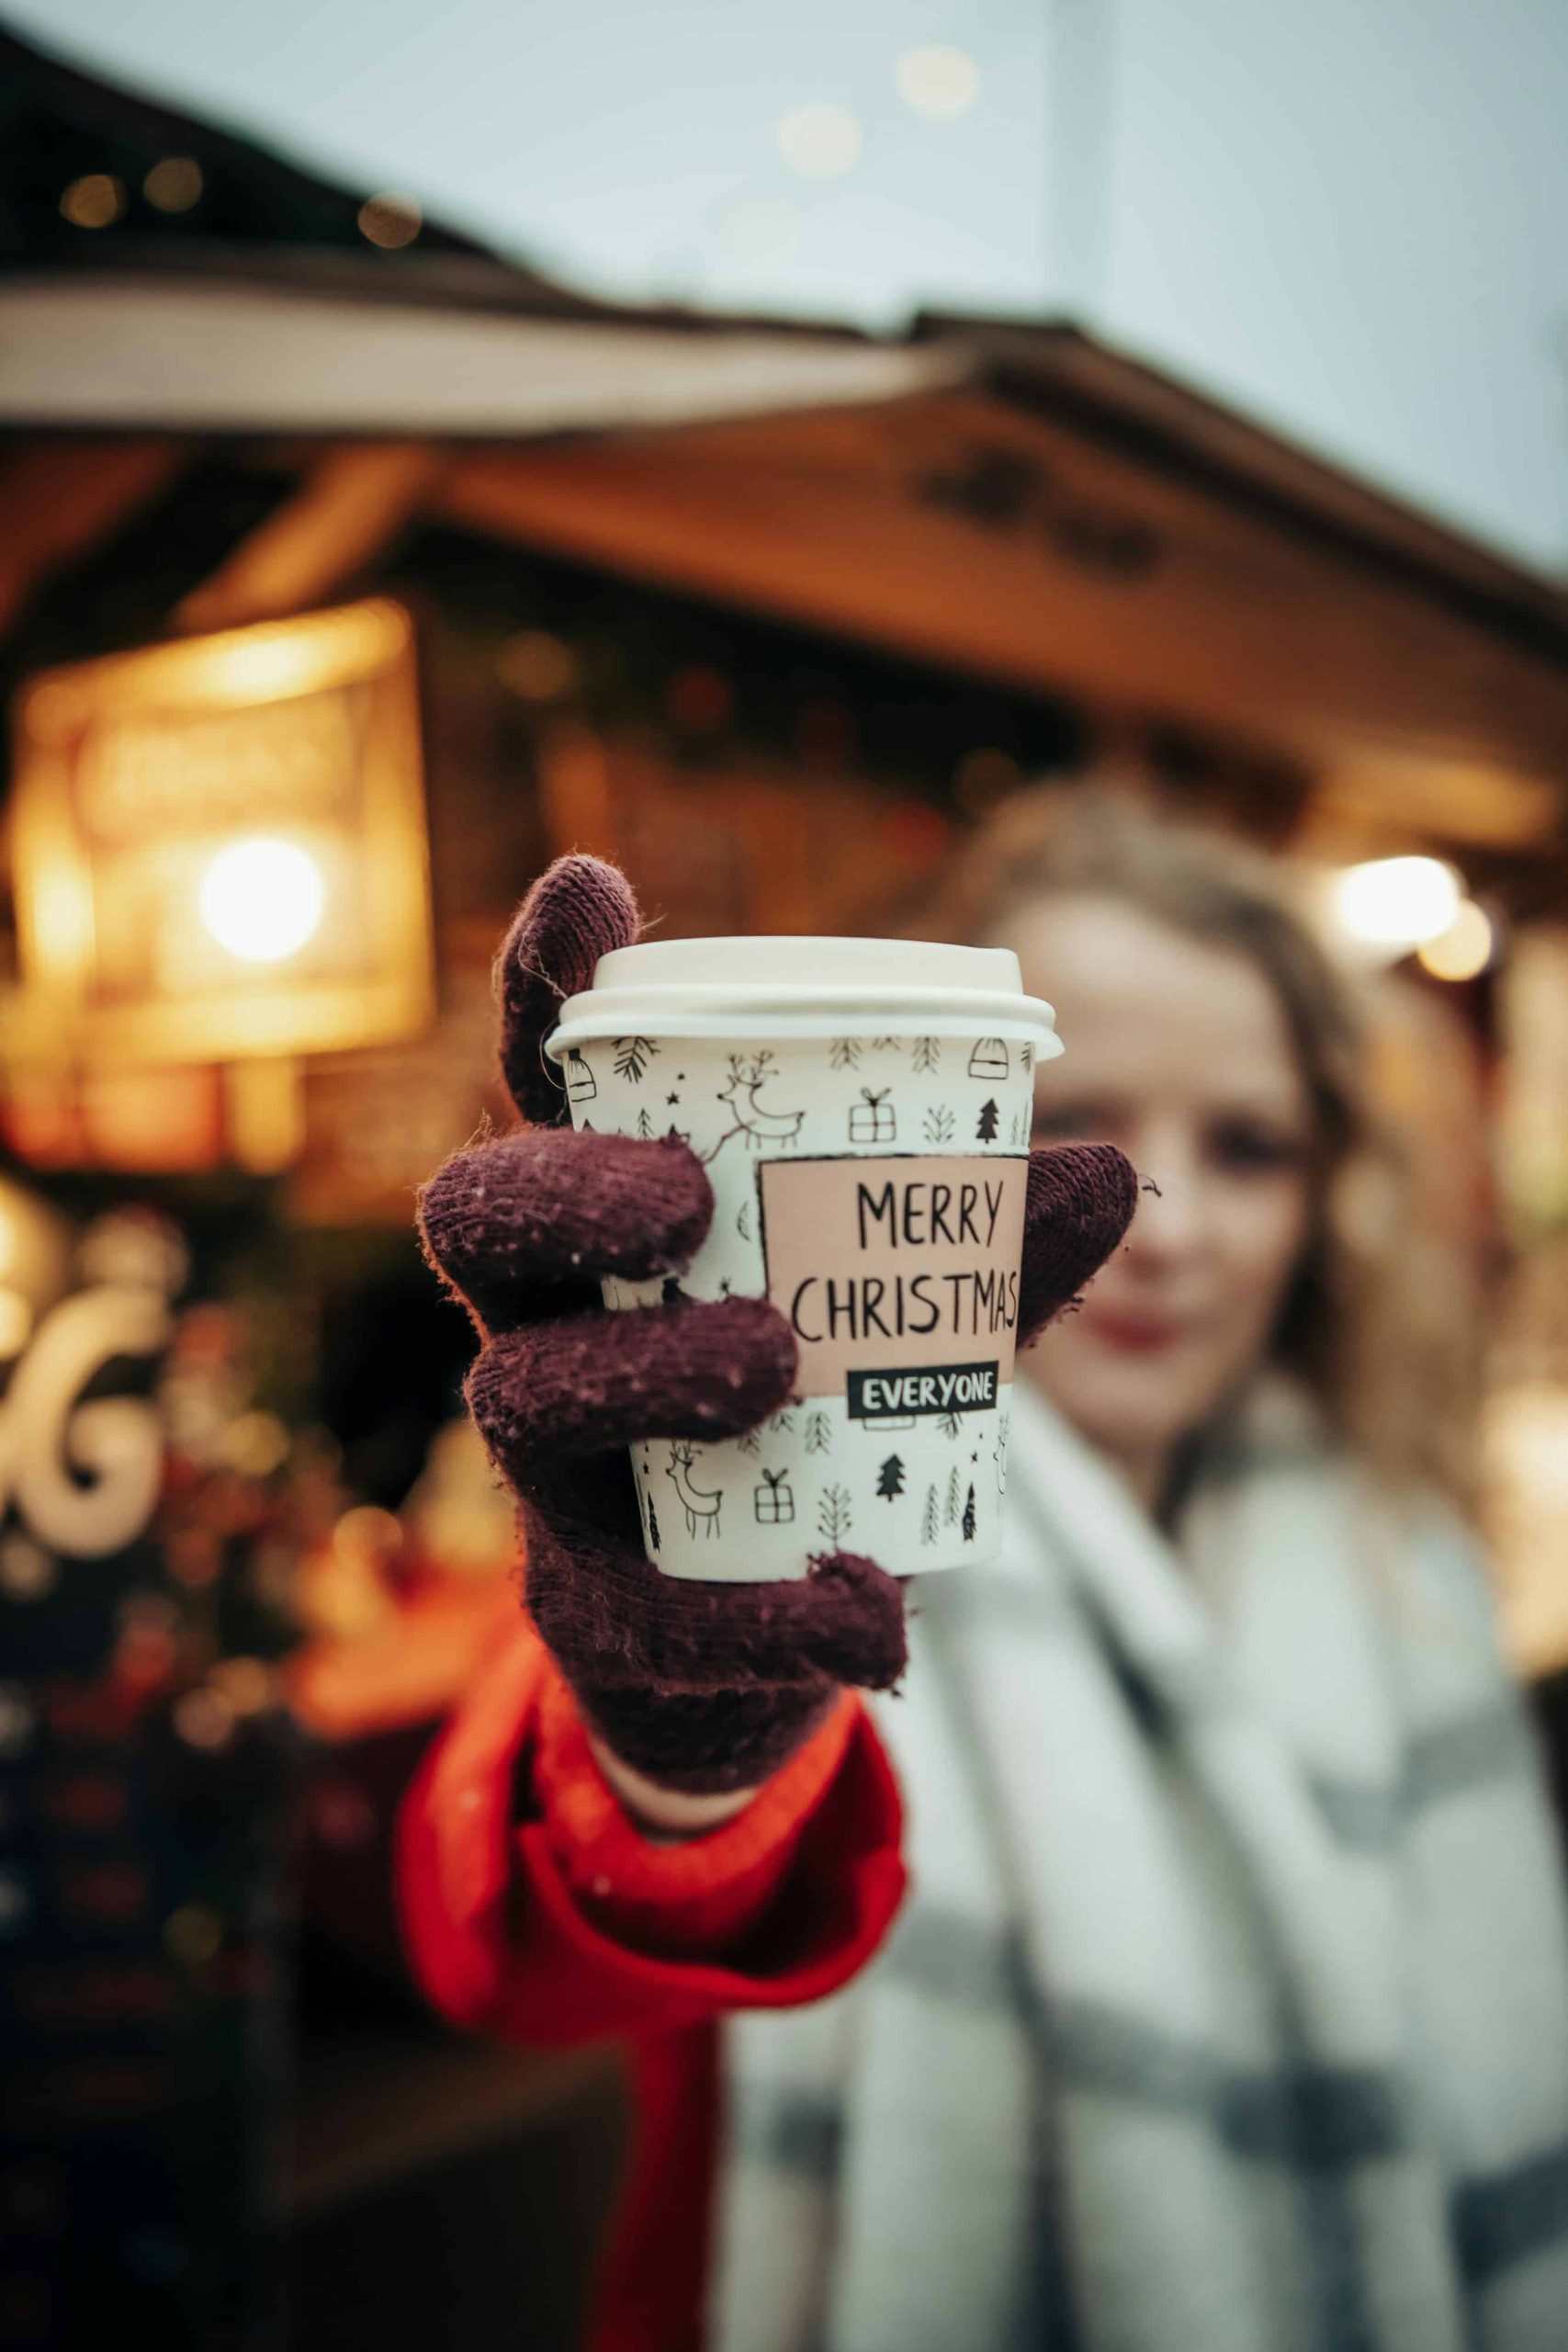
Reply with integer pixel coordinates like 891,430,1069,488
419,855,1137,1795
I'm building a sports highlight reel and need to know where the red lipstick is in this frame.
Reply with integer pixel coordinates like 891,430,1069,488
1079,1306,1181,1355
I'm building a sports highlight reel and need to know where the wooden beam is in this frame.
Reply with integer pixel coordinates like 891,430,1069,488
0,438,186,634
175,441,445,633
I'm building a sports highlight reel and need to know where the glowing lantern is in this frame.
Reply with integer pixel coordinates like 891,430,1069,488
9,602,434,1091
197,837,327,966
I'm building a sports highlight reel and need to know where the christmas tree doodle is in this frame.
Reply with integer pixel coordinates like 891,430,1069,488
804,1409,832,1455
636,1107,654,1140
976,1098,1000,1143
962,1483,977,1542
945,1466,963,1525
818,1484,853,1545
646,1489,661,1551
923,1105,956,1145
876,1454,906,1500
911,1035,941,1073
830,1038,863,1070
920,1485,941,1545
614,1036,660,1081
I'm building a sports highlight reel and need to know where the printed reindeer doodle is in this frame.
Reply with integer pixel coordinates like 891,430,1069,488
703,1052,807,1163
666,1443,723,1539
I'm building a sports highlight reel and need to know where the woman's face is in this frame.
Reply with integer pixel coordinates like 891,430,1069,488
1013,896,1316,1476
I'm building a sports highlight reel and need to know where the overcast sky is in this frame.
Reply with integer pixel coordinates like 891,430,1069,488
17,0,1568,574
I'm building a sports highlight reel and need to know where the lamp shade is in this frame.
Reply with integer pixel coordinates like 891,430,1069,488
10,601,433,1065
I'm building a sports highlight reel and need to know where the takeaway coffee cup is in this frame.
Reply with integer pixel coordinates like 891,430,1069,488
544,935,1060,1581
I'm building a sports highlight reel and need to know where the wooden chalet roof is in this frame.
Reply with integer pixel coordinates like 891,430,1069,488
2,23,1565,890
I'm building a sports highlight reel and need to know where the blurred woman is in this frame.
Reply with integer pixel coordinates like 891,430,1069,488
403,795,1568,2352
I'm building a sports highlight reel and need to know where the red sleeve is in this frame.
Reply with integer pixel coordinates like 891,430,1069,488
395,1619,907,2046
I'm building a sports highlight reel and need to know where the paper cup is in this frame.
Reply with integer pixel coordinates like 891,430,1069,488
544,935,1060,1581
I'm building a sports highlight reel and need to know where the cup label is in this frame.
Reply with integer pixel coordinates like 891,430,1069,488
846,1362,1000,1421
758,1153,1029,1401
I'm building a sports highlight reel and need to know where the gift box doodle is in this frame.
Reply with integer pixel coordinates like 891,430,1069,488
753,1468,795,1525
848,1087,897,1144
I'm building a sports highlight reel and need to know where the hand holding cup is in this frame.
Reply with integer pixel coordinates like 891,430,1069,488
419,857,1136,1804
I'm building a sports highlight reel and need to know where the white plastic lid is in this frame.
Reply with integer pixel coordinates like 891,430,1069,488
544,933,1063,1057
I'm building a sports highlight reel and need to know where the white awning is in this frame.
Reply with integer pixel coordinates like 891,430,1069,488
0,272,962,435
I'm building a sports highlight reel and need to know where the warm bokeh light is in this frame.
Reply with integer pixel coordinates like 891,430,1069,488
172,1689,236,1752
896,43,981,119
143,155,204,213
332,1504,404,1566
219,1410,292,1478
0,1534,55,1601
1329,855,1462,951
357,190,423,248
776,102,863,180
164,1902,223,1962
1417,898,1495,981
60,173,125,230
197,836,326,965
496,629,581,701
209,1657,276,1715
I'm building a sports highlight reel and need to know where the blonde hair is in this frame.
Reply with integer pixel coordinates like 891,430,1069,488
917,789,1477,1504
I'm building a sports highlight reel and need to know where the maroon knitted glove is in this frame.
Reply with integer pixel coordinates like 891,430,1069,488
419,856,1137,1796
